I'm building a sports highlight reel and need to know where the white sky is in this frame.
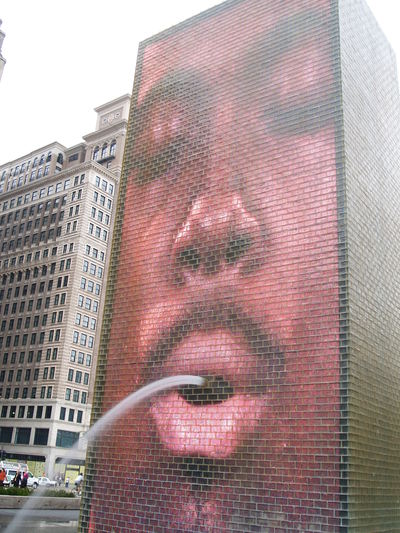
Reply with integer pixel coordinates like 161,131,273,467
0,0,398,164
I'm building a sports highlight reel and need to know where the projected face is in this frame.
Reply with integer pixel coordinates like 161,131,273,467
89,0,341,531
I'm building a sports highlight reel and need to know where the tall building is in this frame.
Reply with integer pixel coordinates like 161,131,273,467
0,94,130,477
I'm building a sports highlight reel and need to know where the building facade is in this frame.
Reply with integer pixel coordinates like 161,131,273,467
0,94,130,476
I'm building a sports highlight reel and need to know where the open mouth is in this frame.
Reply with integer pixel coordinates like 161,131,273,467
146,303,284,458
178,375,234,405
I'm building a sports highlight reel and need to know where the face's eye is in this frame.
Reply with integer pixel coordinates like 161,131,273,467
263,35,335,135
239,10,336,136
130,72,211,186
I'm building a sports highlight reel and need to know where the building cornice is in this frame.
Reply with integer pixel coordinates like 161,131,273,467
82,120,128,143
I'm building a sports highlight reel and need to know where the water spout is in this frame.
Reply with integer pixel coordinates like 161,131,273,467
4,375,205,533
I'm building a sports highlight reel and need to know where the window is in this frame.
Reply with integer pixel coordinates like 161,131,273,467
34,428,49,446
70,350,76,362
73,390,80,402
77,410,83,423
68,369,74,382
15,427,30,445
56,429,79,448
60,407,66,420
65,388,71,401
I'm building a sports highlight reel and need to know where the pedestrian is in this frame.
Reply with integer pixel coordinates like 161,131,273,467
20,469,29,488
0,468,6,487
12,470,21,487
74,473,83,495
65,476,69,489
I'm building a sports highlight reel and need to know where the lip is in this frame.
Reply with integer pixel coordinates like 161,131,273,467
146,302,284,458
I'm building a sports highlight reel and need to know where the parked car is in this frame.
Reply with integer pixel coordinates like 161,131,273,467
35,476,57,488
26,472,40,488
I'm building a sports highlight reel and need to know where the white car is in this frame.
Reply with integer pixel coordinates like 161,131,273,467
33,476,57,488
26,473,40,488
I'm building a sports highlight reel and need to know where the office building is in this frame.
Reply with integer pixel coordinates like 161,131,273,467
0,94,130,476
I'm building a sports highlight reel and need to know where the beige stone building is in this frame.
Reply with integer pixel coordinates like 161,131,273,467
0,94,130,476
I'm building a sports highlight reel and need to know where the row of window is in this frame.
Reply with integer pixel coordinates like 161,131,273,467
1,297,51,317
1,293,65,318
1,151,52,180
0,279,58,299
1,404,52,420
2,191,67,213
0,408,83,439
75,313,96,330
2,348,58,365
1,226,62,252
0,425,84,449
65,221,78,234
0,366,56,384
88,223,108,242
80,277,101,295
0,426,49,446
94,175,114,195
65,388,88,404
1,175,85,212
59,407,83,424
83,260,103,278
0,276,68,302
93,142,116,162
0,328,61,349
67,369,90,385
90,207,110,225
0,385,53,400
77,296,98,316
70,350,92,366
1,312,62,332
93,191,112,210
1,198,64,225
1,263,59,285
68,204,80,217
1,243,74,271
85,244,105,262
72,331,94,348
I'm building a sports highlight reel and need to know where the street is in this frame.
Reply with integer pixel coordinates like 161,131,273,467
0,509,79,532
